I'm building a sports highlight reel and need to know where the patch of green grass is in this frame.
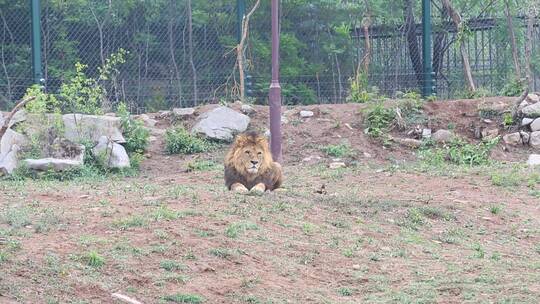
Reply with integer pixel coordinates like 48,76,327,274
321,143,354,158
113,215,147,230
34,208,62,233
165,126,209,155
152,205,181,221
159,260,186,271
2,206,31,228
210,248,233,259
419,138,499,167
398,206,454,230
225,222,259,238
489,205,503,215
472,243,485,259
162,293,204,303
438,228,466,244
337,287,354,296
186,160,220,172
301,222,318,236
84,251,105,267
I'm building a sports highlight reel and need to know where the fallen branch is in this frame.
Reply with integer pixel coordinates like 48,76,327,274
0,96,35,140
111,293,144,304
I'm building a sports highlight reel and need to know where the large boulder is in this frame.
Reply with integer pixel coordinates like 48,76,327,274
63,114,125,144
0,144,20,175
172,107,195,118
92,136,130,169
1,128,28,156
521,102,540,118
503,132,523,146
530,118,540,132
527,154,540,167
192,106,250,141
526,93,540,104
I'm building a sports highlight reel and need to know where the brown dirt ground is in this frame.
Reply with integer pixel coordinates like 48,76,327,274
0,97,539,304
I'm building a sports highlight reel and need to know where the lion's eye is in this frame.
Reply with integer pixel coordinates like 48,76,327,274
245,150,250,154
257,152,262,155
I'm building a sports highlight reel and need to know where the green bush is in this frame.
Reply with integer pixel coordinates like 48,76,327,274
419,137,499,167
363,103,395,138
321,143,354,158
116,102,149,154
165,127,208,154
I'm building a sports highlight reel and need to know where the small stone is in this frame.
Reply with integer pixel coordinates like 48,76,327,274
432,129,454,143
522,117,534,126
393,137,422,148
530,131,540,148
363,152,372,158
527,154,540,167
526,93,540,103
503,132,523,146
281,116,289,124
300,110,314,118
172,107,195,117
481,128,499,140
520,131,530,144
352,264,361,270
422,129,432,139
264,129,271,138
302,155,322,163
483,119,493,124
530,118,540,132
241,104,255,115
329,162,346,169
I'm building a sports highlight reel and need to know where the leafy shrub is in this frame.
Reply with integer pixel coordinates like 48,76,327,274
500,78,526,97
116,102,149,154
165,127,208,154
419,137,499,167
321,143,354,158
363,103,395,138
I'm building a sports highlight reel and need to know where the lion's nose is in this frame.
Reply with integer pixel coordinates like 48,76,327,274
251,160,259,165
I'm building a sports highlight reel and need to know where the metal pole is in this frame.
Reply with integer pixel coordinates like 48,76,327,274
422,0,434,97
30,0,43,85
269,0,282,163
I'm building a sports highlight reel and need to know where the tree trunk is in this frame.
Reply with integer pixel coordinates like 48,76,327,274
358,0,372,78
236,0,260,102
442,0,476,92
187,0,198,105
504,0,521,79
524,8,535,88
404,0,423,87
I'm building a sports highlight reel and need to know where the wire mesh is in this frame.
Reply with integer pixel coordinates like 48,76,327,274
0,0,539,111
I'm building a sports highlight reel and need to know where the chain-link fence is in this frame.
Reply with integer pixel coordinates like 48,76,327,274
0,1,539,111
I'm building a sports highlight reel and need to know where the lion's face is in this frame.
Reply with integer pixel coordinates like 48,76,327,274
226,132,272,176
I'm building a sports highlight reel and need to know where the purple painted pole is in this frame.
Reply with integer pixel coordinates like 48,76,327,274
269,0,282,163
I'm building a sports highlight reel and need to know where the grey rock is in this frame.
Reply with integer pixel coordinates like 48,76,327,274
63,114,125,143
172,107,195,117
241,104,255,115
481,128,499,140
49,138,85,163
522,117,534,126
393,137,422,148
521,102,540,118
0,144,19,175
329,162,346,169
137,114,157,128
300,110,314,118
527,154,540,167
8,109,27,127
530,131,540,148
92,136,130,169
503,132,523,146
192,106,250,141
432,129,454,143
1,128,28,156
526,93,540,103
24,158,83,172
422,129,432,139
520,131,530,145
530,118,540,132
518,101,530,112
302,155,322,163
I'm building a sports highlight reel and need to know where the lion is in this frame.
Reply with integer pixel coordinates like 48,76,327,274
224,131,283,193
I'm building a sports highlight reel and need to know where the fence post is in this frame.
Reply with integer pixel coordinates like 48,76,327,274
30,0,43,86
421,0,435,97
269,0,282,163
